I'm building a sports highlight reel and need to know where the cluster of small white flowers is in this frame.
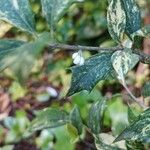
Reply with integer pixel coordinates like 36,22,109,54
72,50,85,66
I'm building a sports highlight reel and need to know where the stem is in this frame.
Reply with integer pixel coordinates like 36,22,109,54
48,43,150,64
48,43,123,51
121,79,147,109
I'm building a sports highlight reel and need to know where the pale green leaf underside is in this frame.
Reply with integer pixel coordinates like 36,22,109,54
114,108,150,143
122,0,141,35
41,0,80,27
107,0,126,42
68,52,115,96
0,0,36,34
111,49,139,79
27,108,69,132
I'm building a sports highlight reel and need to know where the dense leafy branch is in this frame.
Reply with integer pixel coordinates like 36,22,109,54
48,43,150,64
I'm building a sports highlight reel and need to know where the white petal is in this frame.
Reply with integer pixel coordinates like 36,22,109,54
73,56,81,65
72,52,79,59
79,57,85,66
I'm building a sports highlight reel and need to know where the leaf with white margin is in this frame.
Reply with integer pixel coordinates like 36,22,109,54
0,0,36,34
107,0,126,43
111,49,139,80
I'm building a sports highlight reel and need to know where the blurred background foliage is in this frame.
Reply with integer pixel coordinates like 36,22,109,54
0,0,149,150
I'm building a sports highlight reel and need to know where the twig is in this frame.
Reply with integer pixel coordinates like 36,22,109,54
48,43,150,64
121,79,147,109
123,84,147,109
48,43,123,51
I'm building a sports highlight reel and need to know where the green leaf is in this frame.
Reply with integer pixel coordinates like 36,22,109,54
68,52,115,96
142,82,150,98
66,123,79,143
0,32,51,83
87,98,106,134
122,0,141,35
9,82,27,101
52,126,75,150
25,108,69,136
70,106,83,135
0,0,36,34
41,0,81,27
114,108,150,143
111,49,139,80
107,0,126,43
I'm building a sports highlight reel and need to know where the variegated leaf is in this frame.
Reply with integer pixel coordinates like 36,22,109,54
131,25,150,39
95,135,123,150
67,52,115,96
0,0,36,34
25,108,69,137
114,108,150,143
69,106,83,135
107,0,126,43
41,0,81,27
126,107,146,150
122,0,141,36
87,98,106,134
111,49,139,79
126,140,146,150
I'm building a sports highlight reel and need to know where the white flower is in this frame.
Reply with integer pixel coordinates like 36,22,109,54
72,50,85,66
